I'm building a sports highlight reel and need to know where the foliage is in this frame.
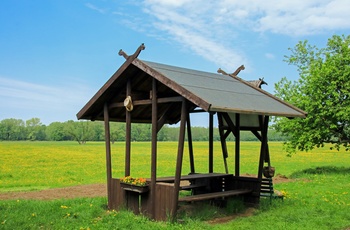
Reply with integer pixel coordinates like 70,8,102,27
0,118,26,140
274,34,350,153
64,120,93,144
25,118,46,141
45,122,71,141
0,118,288,142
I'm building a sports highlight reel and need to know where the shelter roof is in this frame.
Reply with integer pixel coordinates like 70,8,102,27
77,58,306,123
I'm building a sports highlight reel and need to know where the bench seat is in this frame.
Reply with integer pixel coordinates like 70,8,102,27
180,183,206,190
179,189,252,202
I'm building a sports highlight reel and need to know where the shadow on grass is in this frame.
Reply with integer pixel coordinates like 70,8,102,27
291,166,350,178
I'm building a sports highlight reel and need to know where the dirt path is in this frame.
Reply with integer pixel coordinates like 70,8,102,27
0,184,107,200
0,175,293,201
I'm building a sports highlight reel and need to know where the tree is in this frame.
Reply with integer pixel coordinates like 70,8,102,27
26,118,46,141
46,122,71,141
274,35,350,153
64,120,93,144
110,122,125,143
90,121,104,141
0,118,26,140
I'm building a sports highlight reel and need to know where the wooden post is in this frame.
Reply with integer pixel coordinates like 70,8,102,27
103,103,112,208
217,113,229,174
235,113,240,176
258,116,269,179
125,79,131,176
209,112,214,173
151,78,158,219
171,99,187,221
187,113,195,173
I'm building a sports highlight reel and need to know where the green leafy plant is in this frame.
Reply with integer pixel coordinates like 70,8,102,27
274,35,350,154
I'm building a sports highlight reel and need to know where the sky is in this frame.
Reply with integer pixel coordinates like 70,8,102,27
1,0,349,126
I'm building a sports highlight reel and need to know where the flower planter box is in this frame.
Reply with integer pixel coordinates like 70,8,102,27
120,182,149,193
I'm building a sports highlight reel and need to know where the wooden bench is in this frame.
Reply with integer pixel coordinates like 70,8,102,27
179,189,252,202
180,183,206,191
148,173,233,192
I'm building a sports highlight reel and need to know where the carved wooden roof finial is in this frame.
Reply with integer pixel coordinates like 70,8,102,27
217,65,245,79
119,43,146,60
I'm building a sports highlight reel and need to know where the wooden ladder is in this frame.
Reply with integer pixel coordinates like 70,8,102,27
260,178,283,203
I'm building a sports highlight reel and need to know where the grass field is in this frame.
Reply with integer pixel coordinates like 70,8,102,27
1,141,350,229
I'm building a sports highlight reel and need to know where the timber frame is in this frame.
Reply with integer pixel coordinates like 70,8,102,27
77,44,307,221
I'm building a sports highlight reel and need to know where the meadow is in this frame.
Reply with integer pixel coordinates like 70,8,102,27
0,141,349,229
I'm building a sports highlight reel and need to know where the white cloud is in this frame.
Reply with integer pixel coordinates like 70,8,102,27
142,0,350,35
131,0,350,70
85,3,106,14
140,1,249,70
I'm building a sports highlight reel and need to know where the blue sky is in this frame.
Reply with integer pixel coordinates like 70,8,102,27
1,0,349,126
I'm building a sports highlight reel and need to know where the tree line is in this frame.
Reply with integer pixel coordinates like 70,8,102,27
0,118,288,143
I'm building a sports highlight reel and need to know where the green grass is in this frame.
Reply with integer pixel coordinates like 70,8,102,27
1,141,350,229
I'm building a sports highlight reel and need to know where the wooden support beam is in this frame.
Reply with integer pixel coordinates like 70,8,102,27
109,96,183,109
125,79,131,176
156,103,178,133
103,103,112,208
265,144,271,165
222,113,238,137
171,99,187,221
251,130,262,141
251,129,270,164
187,113,195,173
258,116,269,179
217,113,229,174
235,113,240,176
151,78,158,219
224,129,231,139
209,112,214,173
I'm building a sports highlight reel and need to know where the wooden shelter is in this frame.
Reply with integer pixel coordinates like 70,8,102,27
77,44,307,221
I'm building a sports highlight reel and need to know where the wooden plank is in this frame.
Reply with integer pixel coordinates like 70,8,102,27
108,96,183,109
235,113,240,176
258,116,269,179
171,99,187,220
125,79,131,176
154,183,175,221
179,189,252,202
140,192,150,216
209,112,214,173
103,103,113,208
186,113,195,173
126,191,140,214
180,184,206,190
151,173,233,183
110,178,124,210
217,113,229,174
151,78,157,219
